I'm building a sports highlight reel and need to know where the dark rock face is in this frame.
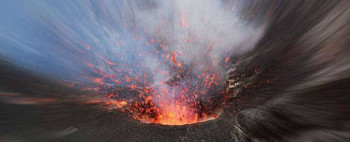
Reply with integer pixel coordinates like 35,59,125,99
227,0,350,141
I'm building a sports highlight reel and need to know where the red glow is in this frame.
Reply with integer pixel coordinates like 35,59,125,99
171,52,178,66
79,9,229,125
225,57,230,63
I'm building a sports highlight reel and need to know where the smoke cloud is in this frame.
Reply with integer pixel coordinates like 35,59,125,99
0,0,264,92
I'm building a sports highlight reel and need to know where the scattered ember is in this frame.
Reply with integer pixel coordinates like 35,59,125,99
99,84,226,125
76,4,240,125
82,52,229,125
78,36,230,125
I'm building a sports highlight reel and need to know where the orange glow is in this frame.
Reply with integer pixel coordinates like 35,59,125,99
105,59,116,66
225,57,230,63
102,86,223,125
115,79,122,84
130,84,136,89
181,11,189,27
171,52,178,66
107,100,128,108
93,78,104,84
125,75,131,82
140,100,220,125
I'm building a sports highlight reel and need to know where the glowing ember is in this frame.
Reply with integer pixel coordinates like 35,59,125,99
98,83,225,125
75,1,237,125
138,102,221,125
108,102,222,125
82,44,228,125
81,49,228,125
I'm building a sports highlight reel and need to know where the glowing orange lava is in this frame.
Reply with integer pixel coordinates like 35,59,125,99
100,89,223,126
138,101,221,125
79,11,229,125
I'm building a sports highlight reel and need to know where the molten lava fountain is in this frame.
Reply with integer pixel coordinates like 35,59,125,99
100,63,227,126
75,0,262,126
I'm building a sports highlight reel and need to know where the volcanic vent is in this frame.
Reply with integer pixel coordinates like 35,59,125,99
95,65,227,126
77,0,263,126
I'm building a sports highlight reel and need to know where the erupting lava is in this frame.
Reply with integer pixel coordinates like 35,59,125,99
82,45,229,125
132,86,224,125
78,4,235,125
108,99,222,125
98,78,226,125
137,100,221,125
81,44,229,125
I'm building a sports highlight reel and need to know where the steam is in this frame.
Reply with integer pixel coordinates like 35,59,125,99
0,0,264,89
134,0,263,62
118,0,265,110
123,0,265,86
